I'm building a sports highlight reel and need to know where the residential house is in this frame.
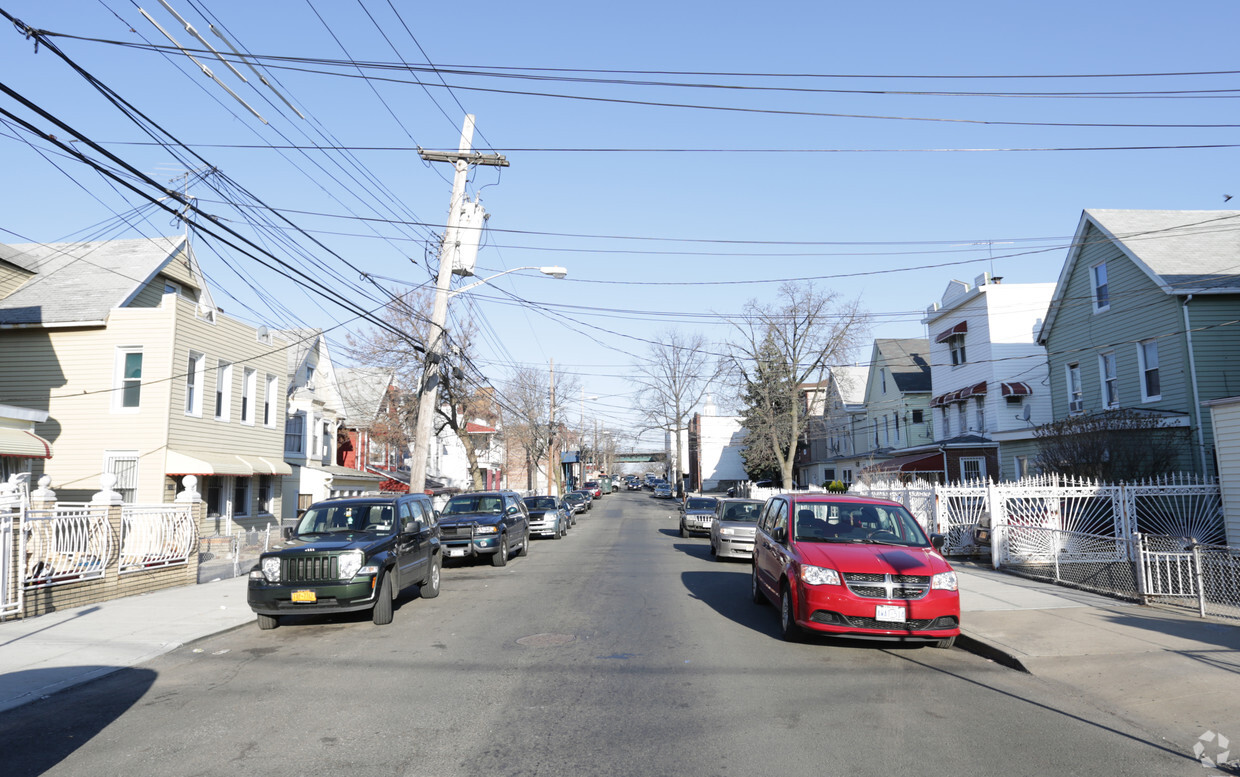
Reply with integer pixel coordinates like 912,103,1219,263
1038,210,1240,477
0,236,288,528
426,412,505,491
335,366,401,472
797,369,867,487
277,329,384,523
837,339,936,481
793,380,830,487
923,273,1056,481
687,395,748,492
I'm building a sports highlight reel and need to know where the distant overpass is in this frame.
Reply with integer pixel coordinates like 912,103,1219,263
613,451,667,463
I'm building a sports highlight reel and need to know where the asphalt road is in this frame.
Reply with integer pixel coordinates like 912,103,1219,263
0,491,1209,776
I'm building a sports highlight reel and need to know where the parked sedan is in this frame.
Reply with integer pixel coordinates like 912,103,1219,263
562,491,587,515
678,496,719,537
710,498,763,560
568,490,593,511
583,481,603,498
523,495,571,539
751,494,960,647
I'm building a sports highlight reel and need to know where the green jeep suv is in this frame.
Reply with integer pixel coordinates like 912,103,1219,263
247,494,441,629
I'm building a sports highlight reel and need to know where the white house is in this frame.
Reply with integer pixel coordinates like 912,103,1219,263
688,396,748,492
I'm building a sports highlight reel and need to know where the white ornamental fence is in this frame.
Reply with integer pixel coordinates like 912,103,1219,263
0,485,24,618
23,503,112,589
850,474,1238,621
120,505,197,573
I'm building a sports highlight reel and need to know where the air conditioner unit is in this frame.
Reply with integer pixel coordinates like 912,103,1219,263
1069,399,1084,414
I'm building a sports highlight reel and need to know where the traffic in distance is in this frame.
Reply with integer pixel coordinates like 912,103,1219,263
246,474,960,650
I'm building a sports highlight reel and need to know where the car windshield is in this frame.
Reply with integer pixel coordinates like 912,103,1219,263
524,497,558,510
721,502,762,523
565,493,584,502
442,495,504,515
685,498,716,510
790,502,929,547
296,503,393,535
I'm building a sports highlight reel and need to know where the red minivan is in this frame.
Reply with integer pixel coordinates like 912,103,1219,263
751,494,960,647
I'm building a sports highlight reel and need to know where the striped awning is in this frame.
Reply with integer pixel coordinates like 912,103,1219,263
166,449,253,476
1001,381,1033,397
0,427,52,458
931,382,987,407
235,454,293,476
934,320,968,343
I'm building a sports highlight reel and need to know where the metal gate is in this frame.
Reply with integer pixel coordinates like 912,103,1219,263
937,485,989,555
0,498,21,619
997,484,1128,565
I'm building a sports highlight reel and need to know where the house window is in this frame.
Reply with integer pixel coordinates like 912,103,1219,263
113,348,143,412
911,409,923,425
961,457,986,482
958,403,968,434
264,374,277,427
104,451,139,503
1014,455,1030,479
881,369,887,394
205,477,224,517
1099,351,1119,409
1067,363,1083,414
883,416,890,446
233,477,250,517
241,368,257,425
947,335,967,366
941,407,951,438
1138,339,1161,401
185,351,205,416
305,365,315,389
215,361,232,421
164,279,183,297
285,413,305,454
893,412,900,443
976,398,986,433
322,421,331,463
873,420,879,448
1092,262,1110,311
258,475,274,514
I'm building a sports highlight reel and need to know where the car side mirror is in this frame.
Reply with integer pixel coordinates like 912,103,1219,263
773,526,787,544
282,526,295,540
507,505,519,515
434,510,441,519
930,533,946,551
404,519,422,534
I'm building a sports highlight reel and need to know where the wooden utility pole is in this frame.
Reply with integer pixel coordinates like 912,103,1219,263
549,358,560,496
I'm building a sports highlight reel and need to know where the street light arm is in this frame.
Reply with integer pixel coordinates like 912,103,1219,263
447,265,567,299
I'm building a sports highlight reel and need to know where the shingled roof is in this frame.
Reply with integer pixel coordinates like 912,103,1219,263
0,236,185,326
873,338,932,393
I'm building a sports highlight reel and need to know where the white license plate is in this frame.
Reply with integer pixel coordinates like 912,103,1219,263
875,605,906,623
447,548,467,558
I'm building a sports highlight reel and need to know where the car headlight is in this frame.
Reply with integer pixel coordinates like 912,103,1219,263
931,571,958,591
720,527,735,535
801,565,841,586
338,550,364,580
474,525,499,535
260,557,281,583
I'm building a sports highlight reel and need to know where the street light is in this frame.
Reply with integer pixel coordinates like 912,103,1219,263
410,264,568,492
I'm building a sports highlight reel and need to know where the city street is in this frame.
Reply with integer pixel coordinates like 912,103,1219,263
0,491,1207,776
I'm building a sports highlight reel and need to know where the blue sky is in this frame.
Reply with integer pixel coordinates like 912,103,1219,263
2,1,1238,447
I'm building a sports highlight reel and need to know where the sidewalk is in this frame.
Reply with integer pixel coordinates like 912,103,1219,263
0,576,253,715
0,564,1237,761
956,563,1240,757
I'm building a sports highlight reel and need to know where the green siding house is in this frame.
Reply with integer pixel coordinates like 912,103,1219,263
1038,210,1240,477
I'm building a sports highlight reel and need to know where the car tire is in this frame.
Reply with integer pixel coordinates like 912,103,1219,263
420,555,441,599
491,535,509,567
933,636,956,649
780,586,803,642
751,565,767,605
372,573,394,625
517,530,530,556
256,613,279,630
553,522,563,540
680,522,688,539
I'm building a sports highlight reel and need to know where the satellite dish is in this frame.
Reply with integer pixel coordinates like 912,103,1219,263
1021,404,1032,421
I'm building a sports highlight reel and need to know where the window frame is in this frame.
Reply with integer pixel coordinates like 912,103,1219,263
112,347,143,413
947,334,967,366
1066,362,1084,414
1092,261,1110,312
264,374,278,427
214,360,233,422
241,367,257,425
103,450,139,503
233,476,251,518
960,456,986,482
285,412,306,455
1138,339,1161,402
1099,350,1119,409
185,351,205,417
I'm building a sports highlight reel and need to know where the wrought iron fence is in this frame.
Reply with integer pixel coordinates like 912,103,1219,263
197,524,275,583
0,498,21,619
22,503,112,588
119,505,196,573
997,525,1142,601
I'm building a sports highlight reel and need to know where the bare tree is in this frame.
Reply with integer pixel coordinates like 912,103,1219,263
726,282,868,490
346,287,492,489
1033,409,1193,480
501,365,578,494
633,329,723,495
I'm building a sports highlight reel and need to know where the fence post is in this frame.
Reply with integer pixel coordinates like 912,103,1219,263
988,481,1002,570
1191,541,1207,618
1132,532,1149,605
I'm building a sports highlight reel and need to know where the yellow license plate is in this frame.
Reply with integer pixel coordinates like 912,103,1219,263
291,590,316,603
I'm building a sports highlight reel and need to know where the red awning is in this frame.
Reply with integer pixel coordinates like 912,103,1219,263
1001,381,1033,397
864,450,945,474
934,320,968,343
932,382,985,407
964,381,987,398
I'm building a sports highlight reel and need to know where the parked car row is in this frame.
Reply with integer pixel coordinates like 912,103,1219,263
675,492,962,648
247,487,586,630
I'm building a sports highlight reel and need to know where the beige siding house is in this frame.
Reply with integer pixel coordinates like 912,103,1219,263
0,236,288,528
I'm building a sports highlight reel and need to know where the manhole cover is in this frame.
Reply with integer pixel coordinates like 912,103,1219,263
516,633,576,647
